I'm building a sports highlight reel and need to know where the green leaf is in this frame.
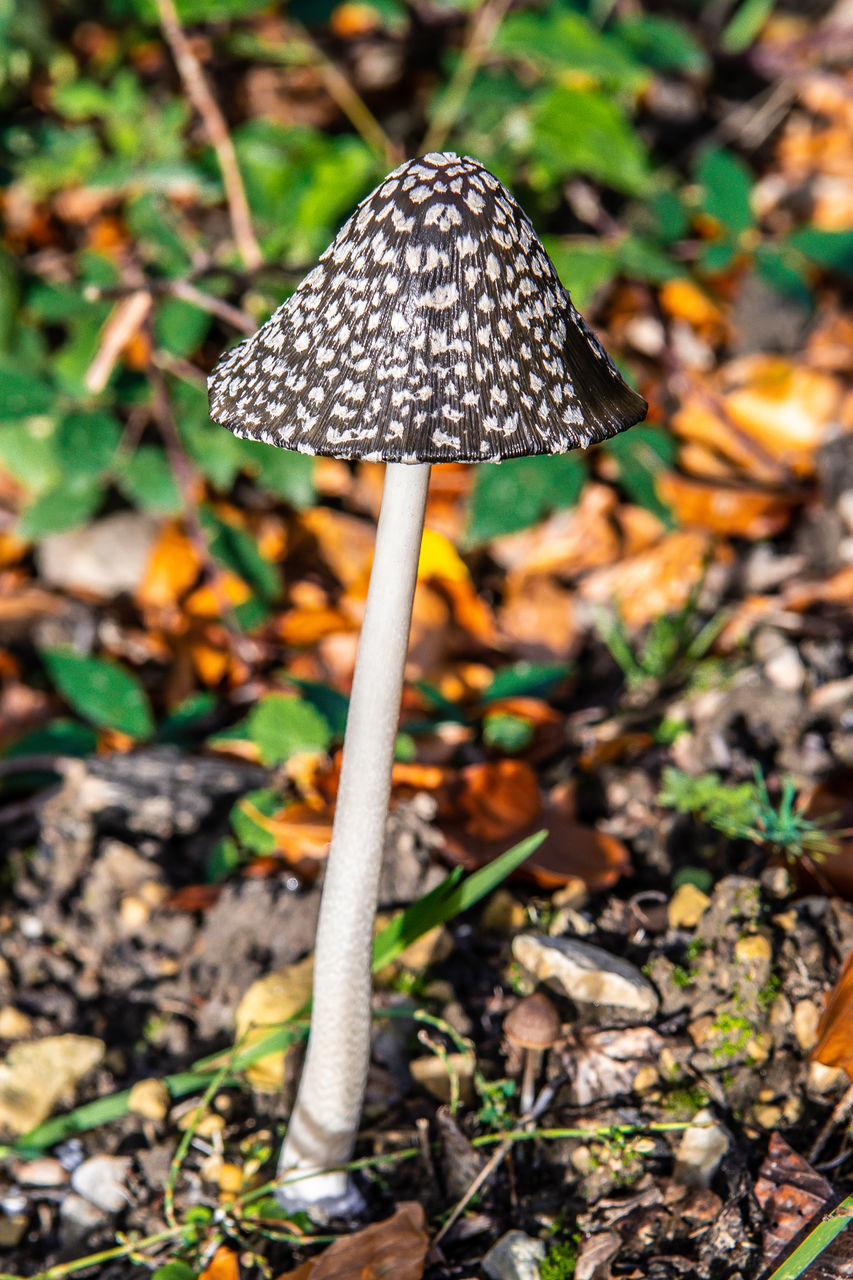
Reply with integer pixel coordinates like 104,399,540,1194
371,830,547,972
604,426,677,524
615,15,710,75
55,410,121,480
542,238,614,311
483,662,570,701
18,482,104,538
40,646,155,739
117,445,182,514
720,0,776,54
482,712,534,753
529,86,651,195
787,228,853,276
695,146,754,234
496,10,648,92
0,359,54,419
246,693,332,765
5,719,98,760
237,438,316,508
157,692,218,745
232,788,281,854
283,677,349,737
154,296,211,358
466,453,587,544
200,506,282,603
151,1263,197,1280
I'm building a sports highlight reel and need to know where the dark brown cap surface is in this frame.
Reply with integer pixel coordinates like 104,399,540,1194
209,152,646,464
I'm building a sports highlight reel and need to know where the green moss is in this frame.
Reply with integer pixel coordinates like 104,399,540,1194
541,1237,580,1280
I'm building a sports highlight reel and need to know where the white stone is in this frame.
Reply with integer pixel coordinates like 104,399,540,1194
37,512,161,597
71,1154,132,1213
513,934,659,1018
673,1109,729,1187
483,1230,546,1280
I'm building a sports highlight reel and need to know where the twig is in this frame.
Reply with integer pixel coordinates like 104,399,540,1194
307,38,401,168
85,290,152,394
420,0,514,155
169,278,257,334
155,0,263,270
810,1080,853,1164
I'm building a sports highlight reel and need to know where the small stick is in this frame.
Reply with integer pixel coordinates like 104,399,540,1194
155,0,263,270
421,0,514,155
810,1080,853,1165
85,290,152,394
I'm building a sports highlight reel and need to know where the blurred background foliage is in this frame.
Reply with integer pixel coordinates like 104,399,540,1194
1,0,852,751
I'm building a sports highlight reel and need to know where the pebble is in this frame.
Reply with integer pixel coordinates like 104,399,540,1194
14,1157,67,1188
37,511,161,597
673,1109,729,1187
0,1007,33,1040
764,645,806,692
482,1229,546,1280
734,934,772,964
128,1078,170,1122
513,934,659,1019
793,999,820,1052
175,1108,225,1137
71,1154,132,1213
668,884,710,929
807,1061,845,1097
481,890,528,934
217,1162,244,1194
60,1192,109,1237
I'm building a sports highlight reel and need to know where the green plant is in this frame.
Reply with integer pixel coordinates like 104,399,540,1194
659,765,840,862
541,1235,580,1280
592,584,726,693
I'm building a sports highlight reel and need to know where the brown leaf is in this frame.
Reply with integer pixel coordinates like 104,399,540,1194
276,1202,428,1280
754,1132,834,1271
199,1245,240,1280
656,473,792,539
441,770,630,892
812,945,853,1078
579,530,718,625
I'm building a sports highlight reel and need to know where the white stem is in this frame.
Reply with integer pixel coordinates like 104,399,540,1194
276,462,431,1213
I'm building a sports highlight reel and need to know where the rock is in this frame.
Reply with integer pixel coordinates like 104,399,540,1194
14,1157,67,1187
0,1035,104,1134
481,889,528,934
37,511,161,597
793,999,820,1052
482,1230,546,1280
234,956,314,1090
764,645,806,692
668,884,710,929
60,1191,108,1238
513,934,659,1020
217,1162,244,1194
674,1109,729,1187
128,1078,170,1122
807,1061,846,1098
410,1052,475,1105
0,1007,33,1040
71,1154,132,1213
734,934,772,965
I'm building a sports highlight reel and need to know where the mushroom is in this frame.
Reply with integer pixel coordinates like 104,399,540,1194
208,151,646,1215
504,992,562,1115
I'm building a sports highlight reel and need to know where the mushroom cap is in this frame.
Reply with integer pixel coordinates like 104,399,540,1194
504,992,561,1051
208,152,646,464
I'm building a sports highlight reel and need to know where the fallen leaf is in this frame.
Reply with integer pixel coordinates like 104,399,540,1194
199,1245,241,1280
492,483,621,580
275,1202,428,1280
441,770,630,891
656,474,792,539
234,957,314,1090
754,1132,834,1271
0,1035,105,1135
579,529,717,625
812,945,853,1078
417,528,470,583
138,521,200,614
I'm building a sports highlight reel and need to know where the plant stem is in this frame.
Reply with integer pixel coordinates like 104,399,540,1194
276,462,431,1212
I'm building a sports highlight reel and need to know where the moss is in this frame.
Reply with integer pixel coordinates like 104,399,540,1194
541,1237,580,1280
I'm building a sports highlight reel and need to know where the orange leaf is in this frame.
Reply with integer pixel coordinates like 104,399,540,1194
446,759,542,842
138,522,200,612
656,474,792,539
579,529,717,625
199,1246,240,1280
812,946,853,1079
275,1202,428,1280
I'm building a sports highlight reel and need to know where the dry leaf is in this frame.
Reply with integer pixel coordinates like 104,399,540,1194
579,529,715,625
656,474,792,539
754,1132,834,1271
493,483,620,580
812,945,853,1078
199,1246,240,1280
275,1202,428,1280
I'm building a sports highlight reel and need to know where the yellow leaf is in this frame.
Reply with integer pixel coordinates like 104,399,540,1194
417,528,469,583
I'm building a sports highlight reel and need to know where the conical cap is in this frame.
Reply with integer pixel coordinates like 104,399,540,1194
208,152,646,463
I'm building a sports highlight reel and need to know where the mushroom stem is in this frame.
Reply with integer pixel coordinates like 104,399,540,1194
519,1048,542,1116
276,461,431,1213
